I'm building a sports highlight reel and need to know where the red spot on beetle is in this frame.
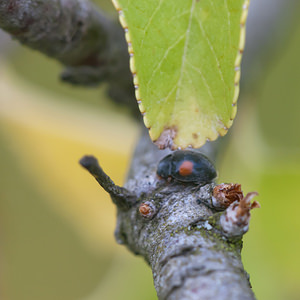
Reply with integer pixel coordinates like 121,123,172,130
179,160,194,176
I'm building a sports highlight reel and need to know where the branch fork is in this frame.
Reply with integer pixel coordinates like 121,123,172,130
80,148,260,300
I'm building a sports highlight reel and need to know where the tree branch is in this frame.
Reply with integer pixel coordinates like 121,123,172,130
80,130,259,300
1,1,264,298
1,0,109,66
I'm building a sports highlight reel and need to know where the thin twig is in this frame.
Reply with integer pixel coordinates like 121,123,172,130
80,155,136,210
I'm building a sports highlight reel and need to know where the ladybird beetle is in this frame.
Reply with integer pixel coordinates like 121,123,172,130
157,150,217,184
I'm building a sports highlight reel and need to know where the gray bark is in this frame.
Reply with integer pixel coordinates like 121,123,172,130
80,130,258,300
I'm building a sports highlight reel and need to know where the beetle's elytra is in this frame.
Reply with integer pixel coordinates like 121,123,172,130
157,150,217,185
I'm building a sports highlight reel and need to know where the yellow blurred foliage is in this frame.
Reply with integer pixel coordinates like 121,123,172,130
0,60,139,253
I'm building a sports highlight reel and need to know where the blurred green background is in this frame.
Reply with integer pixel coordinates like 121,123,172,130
0,0,300,299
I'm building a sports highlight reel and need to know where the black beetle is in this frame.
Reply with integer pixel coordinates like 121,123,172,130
157,150,217,185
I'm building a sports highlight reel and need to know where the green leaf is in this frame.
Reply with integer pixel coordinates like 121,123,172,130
112,0,249,149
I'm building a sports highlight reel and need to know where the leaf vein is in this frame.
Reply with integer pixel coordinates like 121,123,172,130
186,61,214,101
175,0,196,102
224,0,232,46
146,34,186,92
140,0,163,48
195,18,226,91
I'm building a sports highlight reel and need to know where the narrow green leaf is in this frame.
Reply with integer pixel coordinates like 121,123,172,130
112,0,249,149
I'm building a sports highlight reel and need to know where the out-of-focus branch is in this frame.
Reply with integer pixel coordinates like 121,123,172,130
0,0,137,113
0,0,111,67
